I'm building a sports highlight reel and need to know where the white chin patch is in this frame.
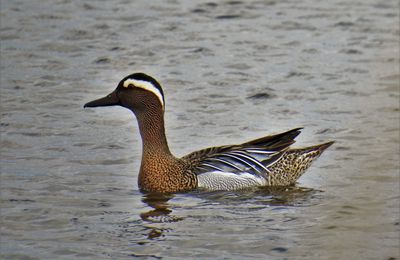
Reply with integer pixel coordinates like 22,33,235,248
123,79,164,108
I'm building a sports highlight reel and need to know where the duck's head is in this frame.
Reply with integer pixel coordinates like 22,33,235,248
84,73,165,113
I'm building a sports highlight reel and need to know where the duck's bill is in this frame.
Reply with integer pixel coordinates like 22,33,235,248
84,91,119,108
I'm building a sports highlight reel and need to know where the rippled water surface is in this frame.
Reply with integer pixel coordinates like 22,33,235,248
1,0,399,259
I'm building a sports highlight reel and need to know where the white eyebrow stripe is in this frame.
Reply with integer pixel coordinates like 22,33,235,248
123,79,164,108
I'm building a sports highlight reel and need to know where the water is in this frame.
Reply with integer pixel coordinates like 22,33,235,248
1,0,399,259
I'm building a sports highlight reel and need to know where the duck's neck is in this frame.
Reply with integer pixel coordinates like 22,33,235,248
134,109,173,158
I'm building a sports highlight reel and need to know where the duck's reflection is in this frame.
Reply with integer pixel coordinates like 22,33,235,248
194,186,318,206
140,193,183,239
138,186,318,239
140,193,173,222
255,186,319,206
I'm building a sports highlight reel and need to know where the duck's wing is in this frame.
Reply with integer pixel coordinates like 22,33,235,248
182,128,302,177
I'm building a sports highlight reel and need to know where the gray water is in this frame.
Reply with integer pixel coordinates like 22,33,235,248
1,0,399,259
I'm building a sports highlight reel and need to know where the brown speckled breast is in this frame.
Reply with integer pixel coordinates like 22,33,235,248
138,156,197,193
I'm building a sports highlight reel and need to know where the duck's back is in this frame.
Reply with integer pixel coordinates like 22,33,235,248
179,128,333,190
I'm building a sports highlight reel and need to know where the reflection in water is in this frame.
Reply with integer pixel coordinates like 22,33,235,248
140,193,183,239
255,186,321,206
193,186,319,207
139,186,318,239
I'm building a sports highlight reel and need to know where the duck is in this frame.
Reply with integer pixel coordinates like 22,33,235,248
84,73,334,193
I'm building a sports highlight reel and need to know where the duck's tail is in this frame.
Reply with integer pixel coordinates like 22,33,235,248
268,141,334,185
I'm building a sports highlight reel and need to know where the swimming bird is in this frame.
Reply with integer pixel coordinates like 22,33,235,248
84,73,334,193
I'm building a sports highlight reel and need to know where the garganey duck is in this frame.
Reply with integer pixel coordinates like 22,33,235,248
84,73,334,193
